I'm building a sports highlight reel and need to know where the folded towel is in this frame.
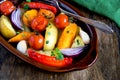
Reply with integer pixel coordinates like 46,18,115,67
71,0,120,28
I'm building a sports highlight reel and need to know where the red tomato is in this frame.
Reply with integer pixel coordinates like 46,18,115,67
0,1,15,15
54,13,69,29
31,15,48,32
28,33,44,50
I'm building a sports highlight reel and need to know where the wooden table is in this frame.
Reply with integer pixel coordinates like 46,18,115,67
0,1,120,80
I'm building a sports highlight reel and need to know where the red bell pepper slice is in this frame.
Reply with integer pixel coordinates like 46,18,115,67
27,48,73,67
23,2,57,14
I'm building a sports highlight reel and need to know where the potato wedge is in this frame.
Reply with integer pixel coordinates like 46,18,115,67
0,15,16,39
71,35,85,48
43,22,58,50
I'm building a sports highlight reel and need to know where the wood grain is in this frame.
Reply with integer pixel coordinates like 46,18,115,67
0,1,120,80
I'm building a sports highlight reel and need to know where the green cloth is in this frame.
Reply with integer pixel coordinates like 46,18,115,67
72,0,120,28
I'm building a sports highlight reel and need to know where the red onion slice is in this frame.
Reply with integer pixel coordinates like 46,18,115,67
60,46,86,57
11,7,24,30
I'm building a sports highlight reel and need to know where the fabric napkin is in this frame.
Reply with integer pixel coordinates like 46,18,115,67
71,0,120,28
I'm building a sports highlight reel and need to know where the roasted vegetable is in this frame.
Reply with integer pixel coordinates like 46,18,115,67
28,33,44,50
23,2,57,14
27,48,73,67
37,50,52,56
17,40,27,54
71,35,85,48
51,48,64,60
0,15,16,39
43,22,58,50
54,13,69,29
0,1,15,15
11,8,25,30
79,28,90,44
60,46,86,57
22,9,38,27
57,23,78,49
8,31,33,42
38,9,55,21
31,15,48,32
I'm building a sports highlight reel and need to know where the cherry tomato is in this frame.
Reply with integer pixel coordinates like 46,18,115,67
54,13,69,29
28,33,44,50
31,15,48,32
0,1,15,15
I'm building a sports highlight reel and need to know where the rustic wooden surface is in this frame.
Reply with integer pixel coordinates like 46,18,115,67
0,1,120,80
